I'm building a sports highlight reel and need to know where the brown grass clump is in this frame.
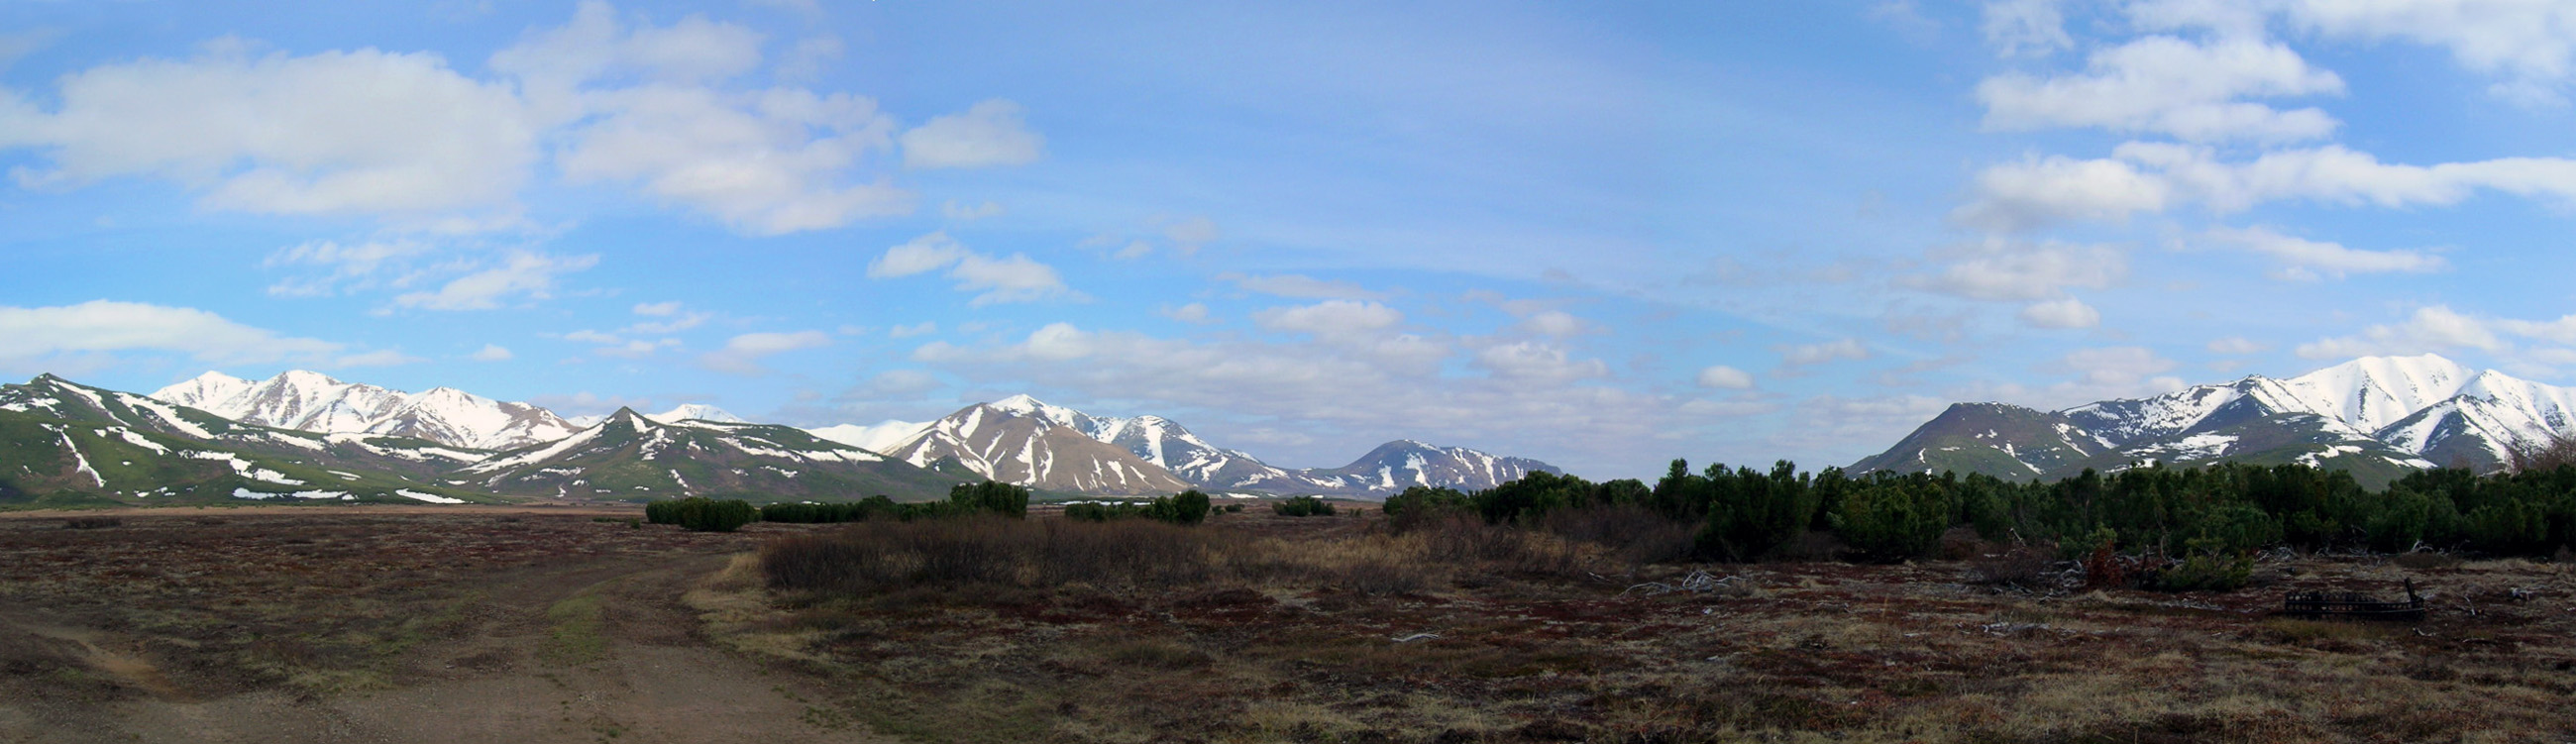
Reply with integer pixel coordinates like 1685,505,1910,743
760,516,1225,594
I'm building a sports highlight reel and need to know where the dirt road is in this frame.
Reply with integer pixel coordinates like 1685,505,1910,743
0,510,891,744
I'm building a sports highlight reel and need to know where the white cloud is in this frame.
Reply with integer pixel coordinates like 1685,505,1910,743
2297,305,2508,359
1226,273,1387,300
1778,338,1871,367
1473,341,1609,382
1518,310,1591,337
699,330,830,374
1160,303,1216,325
1696,365,1756,389
1961,143,2576,230
1908,238,2126,301
866,232,1075,305
900,98,1043,168
2207,337,2270,355
941,200,1004,220
632,301,682,316
1953,155,2172,232
2201,225,2446,280
1977,36,2343,142
887,321,937,338
556,85,911,235
1983,0,2073,56
776,35,843,82
2018,297,2101,328
1253,300,1404,338
0,300,343,365
392,252,598,310
2285,1,2576,97
263,239,438,297
0,41,534,223
469,344,515,362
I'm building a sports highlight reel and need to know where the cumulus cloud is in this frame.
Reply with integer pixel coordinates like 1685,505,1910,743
2296,305,2508,359
1696,365,1756,389
887,321,937,338
469,344,514,362
391,252,598,310
1777,338,1871,367
1977,36,2343,142
0,41,534,223
900,99,1043,168
1160,302,1216,325
1162,217,1219,255
1908,238,2126,301
699,330,831,374
0,300,345,366
1960,142,2576,230
2201,225,2445,280
2018,297,2101,329
865,232,1076,306
0,2,1015,235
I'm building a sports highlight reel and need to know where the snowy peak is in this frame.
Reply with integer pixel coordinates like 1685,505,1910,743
647,403,745,424
1316,440,1561,492
805,420,929,454
149,370,579,451
1860,354,2576,484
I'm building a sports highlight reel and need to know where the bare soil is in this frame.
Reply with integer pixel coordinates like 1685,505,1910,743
0,508,887,744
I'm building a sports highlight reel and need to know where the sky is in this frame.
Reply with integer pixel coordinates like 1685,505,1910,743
6,0,2576,480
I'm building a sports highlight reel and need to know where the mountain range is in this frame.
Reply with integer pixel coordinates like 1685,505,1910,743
1852,355,2574,487
0,369,1561,506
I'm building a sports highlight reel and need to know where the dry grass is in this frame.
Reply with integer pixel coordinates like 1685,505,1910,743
704,509,2576,743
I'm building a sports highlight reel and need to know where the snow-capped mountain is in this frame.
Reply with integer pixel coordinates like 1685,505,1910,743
0,373,489,504
152,371,579,451
460,408,962,500
1853,354,2576,485
645,403,745,424
878,400,1193,495
806,419,931,453
868,394,1561,496
1306,439,1561,492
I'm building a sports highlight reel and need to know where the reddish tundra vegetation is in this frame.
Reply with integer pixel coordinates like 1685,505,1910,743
0,503,2570,743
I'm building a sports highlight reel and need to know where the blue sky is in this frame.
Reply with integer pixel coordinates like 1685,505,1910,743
6,0,2576,479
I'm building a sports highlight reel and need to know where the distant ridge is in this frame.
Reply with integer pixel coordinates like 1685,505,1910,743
1852,354,2576,486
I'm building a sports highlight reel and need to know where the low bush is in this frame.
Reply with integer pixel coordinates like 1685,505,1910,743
647,497,757,532
762,516,1223,594
1272,496,1336,517
1063,489,1212,525
2149,553,2252,592
1967,547,2058,589
61,516,120,530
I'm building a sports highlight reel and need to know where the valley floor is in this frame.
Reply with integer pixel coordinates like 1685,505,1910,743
2,506,2572,743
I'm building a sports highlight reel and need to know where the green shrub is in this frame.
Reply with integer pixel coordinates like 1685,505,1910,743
1064,489,1212,525
651,497,757,532
1272,495,1336,517
1828,480,1950,562
2150,553,2252,592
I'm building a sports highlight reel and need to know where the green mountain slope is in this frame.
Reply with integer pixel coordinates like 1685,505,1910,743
456,409,966,501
